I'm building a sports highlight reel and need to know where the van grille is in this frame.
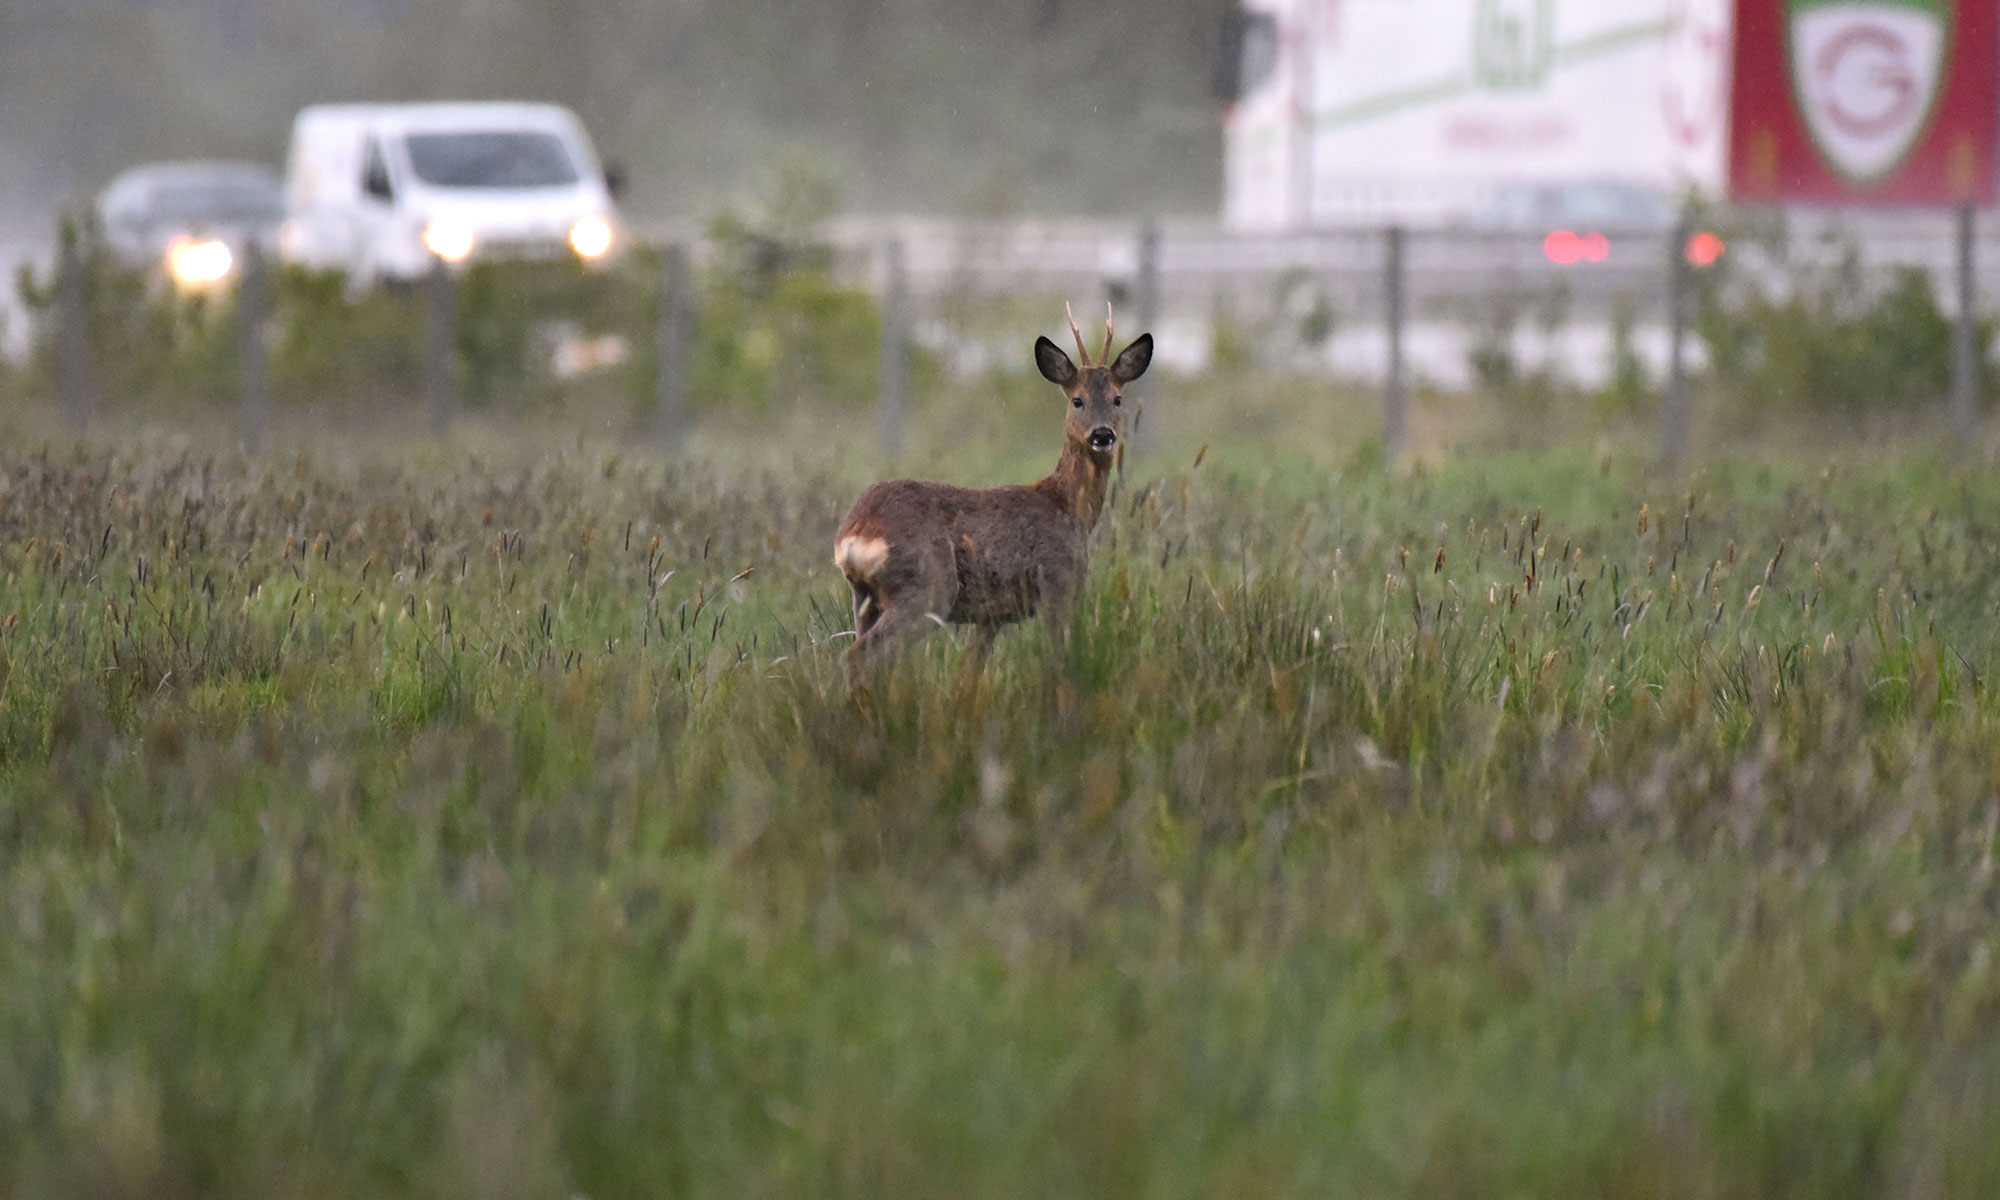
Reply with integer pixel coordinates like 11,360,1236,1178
478,235,569,260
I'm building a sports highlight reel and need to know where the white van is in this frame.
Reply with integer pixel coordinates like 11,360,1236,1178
280,102,623,283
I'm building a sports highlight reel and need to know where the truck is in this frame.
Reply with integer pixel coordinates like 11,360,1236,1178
1216,0,1732,230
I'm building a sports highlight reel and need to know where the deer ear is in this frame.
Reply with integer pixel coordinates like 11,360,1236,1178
1035,336,1077,386
1110,333,1153,384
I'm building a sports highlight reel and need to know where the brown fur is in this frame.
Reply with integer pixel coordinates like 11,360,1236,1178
834,321,1153,681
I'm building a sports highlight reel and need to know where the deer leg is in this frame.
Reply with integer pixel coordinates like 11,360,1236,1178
847,603,950,692
954,624,999,691
850,579,882,638
846,539,957,687
1034,562,1082,655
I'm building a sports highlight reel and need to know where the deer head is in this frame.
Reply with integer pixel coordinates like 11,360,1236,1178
1034,302,1153,460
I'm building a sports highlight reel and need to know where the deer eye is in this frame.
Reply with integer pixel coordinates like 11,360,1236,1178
1112,396,1122,406
1071,397,1083,409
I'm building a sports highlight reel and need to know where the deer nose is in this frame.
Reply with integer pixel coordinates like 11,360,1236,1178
1088,426,1117,451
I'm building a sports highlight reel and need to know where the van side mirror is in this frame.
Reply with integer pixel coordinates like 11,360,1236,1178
604,162,627,197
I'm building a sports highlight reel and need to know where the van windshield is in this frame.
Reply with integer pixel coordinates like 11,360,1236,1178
403,131,581,188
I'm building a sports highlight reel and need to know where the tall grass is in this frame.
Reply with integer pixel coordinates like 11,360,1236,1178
1,426,1997,1197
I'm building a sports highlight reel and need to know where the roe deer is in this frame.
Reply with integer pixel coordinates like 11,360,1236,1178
833,304,1152,681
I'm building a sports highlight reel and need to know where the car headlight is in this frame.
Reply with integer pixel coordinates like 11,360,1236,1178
166,236,234,288
569,216,614,260
423,220,476,263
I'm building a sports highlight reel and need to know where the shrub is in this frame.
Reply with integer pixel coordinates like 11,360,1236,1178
1462,282,1569,426
685,256,887,416
1696,234,1995,414
10,217,239,410
665,155,933,416
1596,294,1651,417
7,208,910,421
263,266,425,406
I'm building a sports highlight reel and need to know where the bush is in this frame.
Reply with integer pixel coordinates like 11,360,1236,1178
452,255,652,411
263,266,426,406
8,206,910,421
11,217,240,409
1462,282,1570,427
686,258,887,416
1597,294,1651,417
11,217,437,412
1696,234,1995,414
671,156,929,417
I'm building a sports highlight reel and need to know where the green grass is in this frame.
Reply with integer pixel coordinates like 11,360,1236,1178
2,408,1999,1198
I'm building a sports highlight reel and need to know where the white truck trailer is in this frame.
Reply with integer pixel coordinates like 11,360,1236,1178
1217,0,1732,229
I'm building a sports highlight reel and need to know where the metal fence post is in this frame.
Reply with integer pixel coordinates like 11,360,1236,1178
238,241,269,451
425,254,455,433
57,223,93,433
1383,225,1406,459
1950,202,1980,450
1132,217,1161,457
1660,215,1693,467
878,238,909,459
655,242,690,450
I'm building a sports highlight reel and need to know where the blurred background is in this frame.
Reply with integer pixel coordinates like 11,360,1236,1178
1,0,1993,461
0,0,1220,225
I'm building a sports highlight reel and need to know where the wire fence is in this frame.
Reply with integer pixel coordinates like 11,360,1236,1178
9,207,1997,462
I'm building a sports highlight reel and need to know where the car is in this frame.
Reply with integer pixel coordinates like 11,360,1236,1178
1479,180,1723,266
95,161,284,289
279,102,624,284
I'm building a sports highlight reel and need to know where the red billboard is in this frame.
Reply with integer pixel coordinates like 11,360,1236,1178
1729,0,1999,205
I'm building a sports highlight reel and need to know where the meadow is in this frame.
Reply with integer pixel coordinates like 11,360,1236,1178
1,381,1998,1199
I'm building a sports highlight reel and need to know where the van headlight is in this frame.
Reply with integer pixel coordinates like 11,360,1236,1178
423,220,476,263
569,217,614,260
166,236,234,288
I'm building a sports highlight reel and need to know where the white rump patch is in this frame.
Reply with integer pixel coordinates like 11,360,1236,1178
834,535,891,580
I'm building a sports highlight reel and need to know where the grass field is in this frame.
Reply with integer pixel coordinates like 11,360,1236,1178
2,385,1999,1198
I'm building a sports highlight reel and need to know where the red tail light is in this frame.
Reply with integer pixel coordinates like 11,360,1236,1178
1545,230,1612,265
1684,231,1726,266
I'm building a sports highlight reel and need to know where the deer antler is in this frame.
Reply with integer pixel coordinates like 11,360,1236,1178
1066,302,1092,365
1099,301,1115,368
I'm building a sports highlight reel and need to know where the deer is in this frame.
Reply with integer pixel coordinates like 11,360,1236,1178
833,303,1152,684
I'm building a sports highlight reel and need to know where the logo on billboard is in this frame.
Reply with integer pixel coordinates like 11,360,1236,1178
1473,0,1555,90
1788,0,1951,182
